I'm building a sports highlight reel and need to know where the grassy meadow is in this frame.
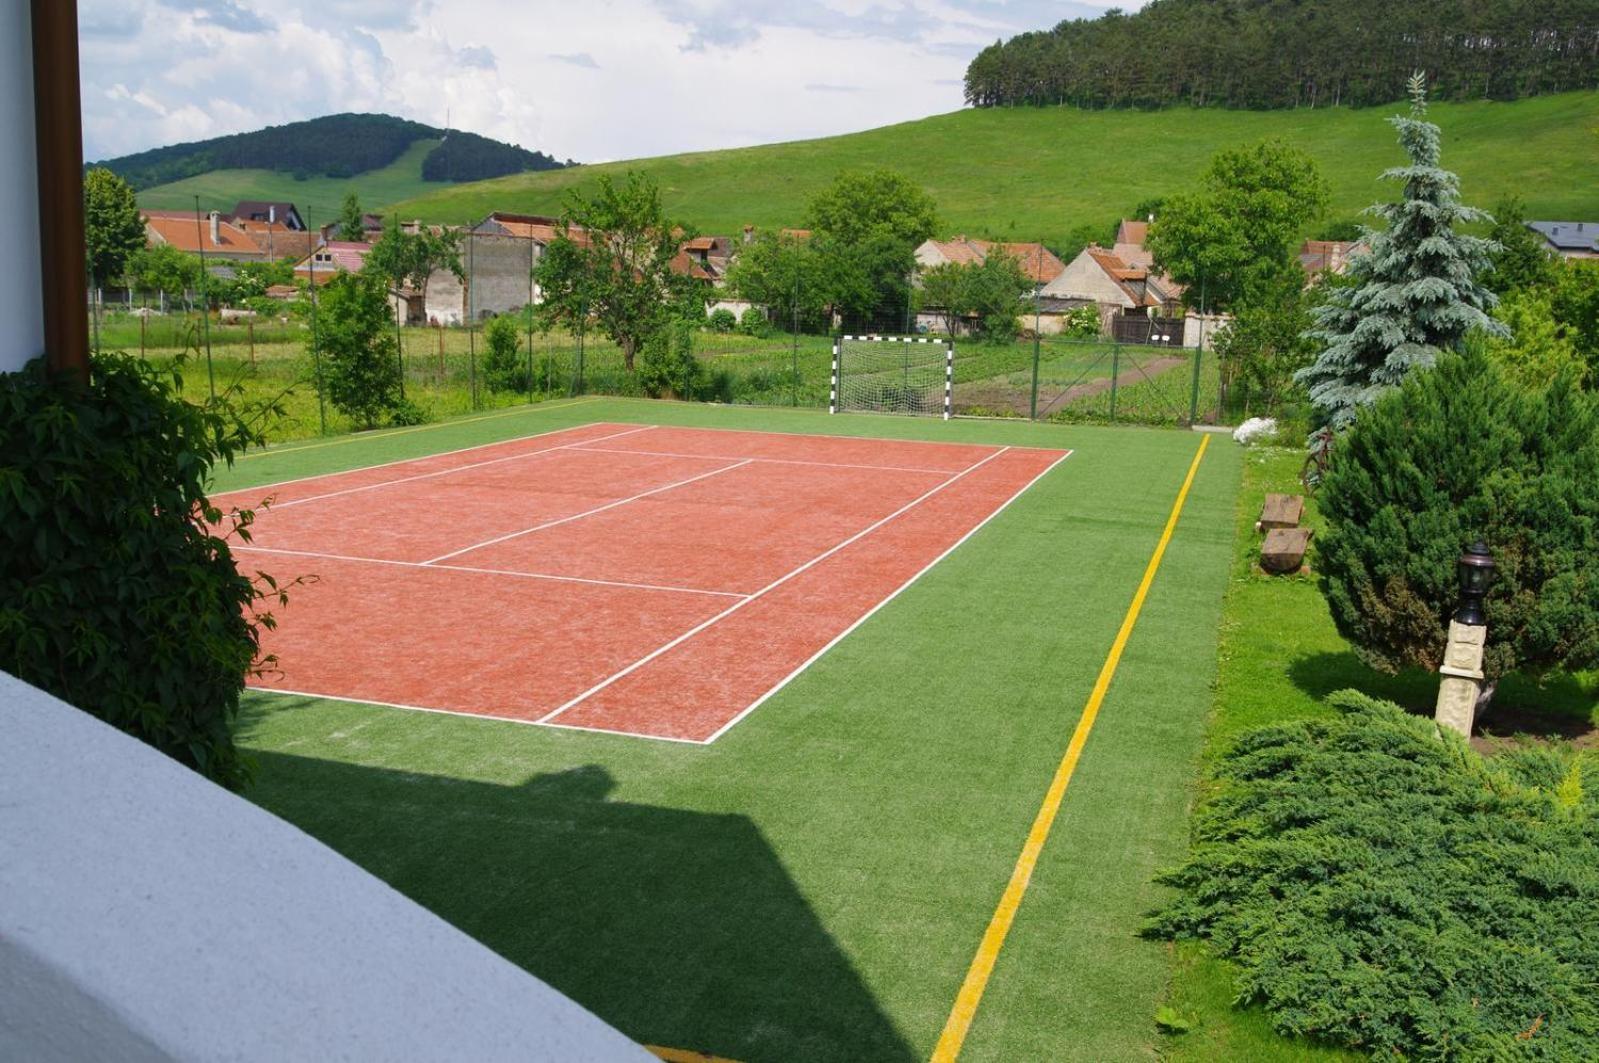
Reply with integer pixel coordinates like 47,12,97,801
387,93,1599,247
133,138,445,223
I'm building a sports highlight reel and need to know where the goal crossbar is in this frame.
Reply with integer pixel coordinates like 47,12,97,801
830,335,954,420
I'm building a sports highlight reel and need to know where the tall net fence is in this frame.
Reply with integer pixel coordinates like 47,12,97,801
85,209,1239,443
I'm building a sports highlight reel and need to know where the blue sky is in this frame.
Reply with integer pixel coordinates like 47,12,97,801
79,0,1130,163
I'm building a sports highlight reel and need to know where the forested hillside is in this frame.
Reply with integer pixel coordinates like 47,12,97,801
97,113,567,190
966,0,1599,109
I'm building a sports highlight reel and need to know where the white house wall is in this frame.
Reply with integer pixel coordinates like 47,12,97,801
1040,250,1135,309
1,3,44,373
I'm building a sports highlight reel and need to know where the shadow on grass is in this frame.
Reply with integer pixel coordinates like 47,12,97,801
1288,652,1599,741
248,753,916,1063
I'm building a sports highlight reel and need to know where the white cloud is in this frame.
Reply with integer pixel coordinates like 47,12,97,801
80,0,1145,165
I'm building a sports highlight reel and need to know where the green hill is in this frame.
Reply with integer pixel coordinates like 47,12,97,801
113,112,569,222
391,92,1599,247
135,138,446,222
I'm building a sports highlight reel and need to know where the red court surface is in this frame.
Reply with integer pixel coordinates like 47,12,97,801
223,422,1071,743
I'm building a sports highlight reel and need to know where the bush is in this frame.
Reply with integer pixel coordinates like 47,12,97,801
1061,304,1100,339
482,314,526,391
738,307,770,337
707,308,737,333
1146,691,1599,1060
637,323,707,399
0,355,290,788
387,398,430,426
1316,348,1599,683
315,270,402,430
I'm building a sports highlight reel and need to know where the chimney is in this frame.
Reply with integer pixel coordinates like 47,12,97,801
209,211,220,246
268,204,276,225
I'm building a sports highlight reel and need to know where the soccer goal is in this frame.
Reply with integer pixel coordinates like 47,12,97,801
830,335,954,419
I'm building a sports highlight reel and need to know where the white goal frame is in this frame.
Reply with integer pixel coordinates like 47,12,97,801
829,335,954,420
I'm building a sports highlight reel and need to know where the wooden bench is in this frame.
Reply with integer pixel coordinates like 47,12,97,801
1261,527,1313,574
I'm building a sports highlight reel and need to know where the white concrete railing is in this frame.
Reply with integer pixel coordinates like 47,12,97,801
0,671,651,1062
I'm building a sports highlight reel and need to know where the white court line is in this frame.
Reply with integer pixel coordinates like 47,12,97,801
258,426,656,512
213,419,633,500
536,445,1014,725
568,444,959,476
247,686,710,746
419,458,755,566
700,448,1075,743
232,544,747,598
636,419,1069,454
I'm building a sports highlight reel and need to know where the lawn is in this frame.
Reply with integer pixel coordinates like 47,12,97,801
1155,445,1599,1060
134,138,446,222
389,93,1599,250
218,397,1241,1060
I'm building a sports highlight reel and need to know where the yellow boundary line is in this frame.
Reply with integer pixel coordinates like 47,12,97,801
930,433,1211,1061
233,396,600,460
647,1045,745,1063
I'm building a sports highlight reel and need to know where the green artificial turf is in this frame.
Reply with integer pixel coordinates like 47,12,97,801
221,398,1240,1060
388,94,1599,249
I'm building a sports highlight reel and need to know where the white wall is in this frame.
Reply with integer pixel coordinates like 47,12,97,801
0,671,652,1062
0,4,44,373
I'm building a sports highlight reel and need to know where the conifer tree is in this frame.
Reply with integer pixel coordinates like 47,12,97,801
1296,74,1505,443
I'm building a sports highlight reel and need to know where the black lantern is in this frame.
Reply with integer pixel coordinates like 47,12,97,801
1454,540,1495,625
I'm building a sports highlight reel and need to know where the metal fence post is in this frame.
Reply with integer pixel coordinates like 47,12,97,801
1109,343,1120,423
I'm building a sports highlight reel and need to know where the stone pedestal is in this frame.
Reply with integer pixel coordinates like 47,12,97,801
1434,620,1486,737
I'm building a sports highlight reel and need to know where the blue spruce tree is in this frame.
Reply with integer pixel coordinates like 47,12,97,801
1297,73,1506,447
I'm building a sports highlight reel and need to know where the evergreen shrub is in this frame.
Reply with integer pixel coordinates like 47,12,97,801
1317,348,1599,682
1147,691,1599,1060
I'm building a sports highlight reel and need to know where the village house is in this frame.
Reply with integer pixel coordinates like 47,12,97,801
912,236,1067,334
228,200,306,232
1527,220,1599,259
142,209,266,262
1298,239,1365,277
231,217,316,263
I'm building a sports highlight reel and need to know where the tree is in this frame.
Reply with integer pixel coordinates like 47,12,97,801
1147,140,1328,311
83,167,146,288
916,262,972,335
1550,260,1599,379
337,192,367,242
314,270,403,429
1316,347,1599,687
1485,195,1557,295
803,169,938,249
725,229,829,332
1212,265,1317,414
533,172,701,371
1296,76,1505,438
804,170,939,326
1482,289,1585,389
126,244,202,306
365,221,464,323
482,314,524,391
965,251,1032,343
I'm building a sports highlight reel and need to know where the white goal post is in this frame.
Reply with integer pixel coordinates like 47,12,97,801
829,335,954,420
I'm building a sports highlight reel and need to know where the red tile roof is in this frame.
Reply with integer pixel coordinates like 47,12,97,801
923,237,1065,284
143,210,263,257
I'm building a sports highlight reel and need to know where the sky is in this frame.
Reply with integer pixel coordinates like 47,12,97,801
78,0,1131,164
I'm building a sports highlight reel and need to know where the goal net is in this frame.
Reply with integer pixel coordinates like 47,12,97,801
830,335,953,419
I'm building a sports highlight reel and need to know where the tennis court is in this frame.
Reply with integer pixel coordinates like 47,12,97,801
225,421,1070,743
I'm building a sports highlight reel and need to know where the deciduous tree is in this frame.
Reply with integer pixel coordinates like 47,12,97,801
314,270,403,430
83,167,146,288
534,172,702,370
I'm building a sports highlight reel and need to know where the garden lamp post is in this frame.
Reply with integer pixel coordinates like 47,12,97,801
1434,540,1495,737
